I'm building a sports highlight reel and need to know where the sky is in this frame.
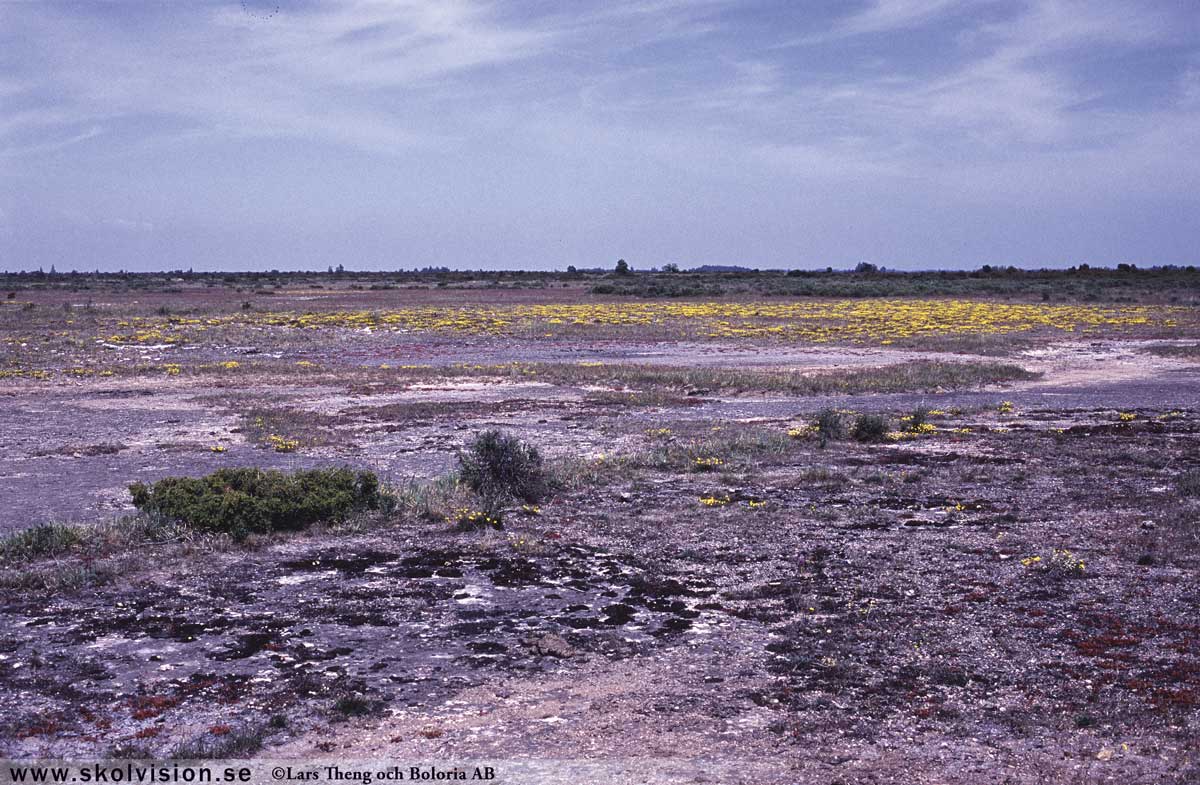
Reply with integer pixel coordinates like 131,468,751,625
1,0,1198,272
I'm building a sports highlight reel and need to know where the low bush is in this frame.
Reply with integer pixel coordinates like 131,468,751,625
852,414,890,443
129,467,381,540
457,430,549,513
814,409,844,447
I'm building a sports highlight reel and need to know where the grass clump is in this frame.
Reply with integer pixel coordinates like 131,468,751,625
332,693,378,717
129,467,381,540
172,723,266,759
457,430,550,515
633,424,793,472
852,414,890,443
0,524,83,561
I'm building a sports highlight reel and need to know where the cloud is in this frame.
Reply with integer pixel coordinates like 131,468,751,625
831,0,968,37
0,0,1196,269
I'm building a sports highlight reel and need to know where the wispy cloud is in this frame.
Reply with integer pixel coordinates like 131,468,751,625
828,0,969,37
1,0,1197,269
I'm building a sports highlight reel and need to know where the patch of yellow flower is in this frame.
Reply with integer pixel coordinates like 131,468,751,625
0,369,52,380
451,508,501,529
700,494,731,507
1021,549,1085,575
83,298,1191,346
267,434,299,453
1049,548,1086,574
693,456,725,470
220,360,240,370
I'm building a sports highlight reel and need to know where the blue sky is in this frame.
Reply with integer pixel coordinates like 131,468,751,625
1,0,1198,272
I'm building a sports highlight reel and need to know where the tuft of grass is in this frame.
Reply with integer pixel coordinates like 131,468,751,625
634,424,794,471
0,524,82,561
0,514,190,568
172,723,266,759
332,694,377,717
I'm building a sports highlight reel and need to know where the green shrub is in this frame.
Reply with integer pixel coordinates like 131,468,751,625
852,414,890,443
129,467,380,539
457,430,548,512
908,406,930,430
814,409,844,447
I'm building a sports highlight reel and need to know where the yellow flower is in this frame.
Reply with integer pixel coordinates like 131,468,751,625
267,434,299,453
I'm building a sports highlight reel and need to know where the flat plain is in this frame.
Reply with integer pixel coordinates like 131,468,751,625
1,269,1198,784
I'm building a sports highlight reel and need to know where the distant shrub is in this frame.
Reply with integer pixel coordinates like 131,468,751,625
129,467,381,539
457,430,548,513
852,414,889,443
1178,469,1200,497
814,409,844,446
908,406,930,430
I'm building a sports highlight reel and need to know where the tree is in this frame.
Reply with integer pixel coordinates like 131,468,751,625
615,259,630,275
662,263,680,273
